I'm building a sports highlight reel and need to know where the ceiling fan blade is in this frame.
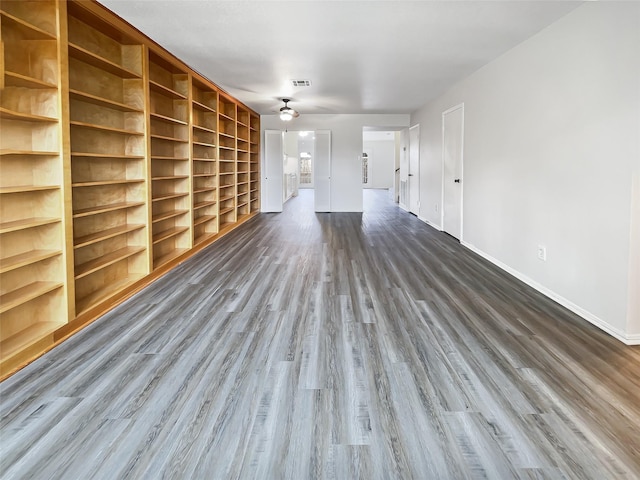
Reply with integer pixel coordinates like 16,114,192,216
292,110,300,118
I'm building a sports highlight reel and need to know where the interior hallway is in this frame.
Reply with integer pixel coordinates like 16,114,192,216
1,189,639,479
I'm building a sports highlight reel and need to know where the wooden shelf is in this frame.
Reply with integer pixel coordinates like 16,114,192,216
152,192,189,202
193,186,217,194
75,246,145,279
153,226,189,244
72,179,144,188
0,322,63,360
69,89,142,113
150,134,188,143
192,100,216,113
151,155,189,161
193,173,216,178
68,43,141,79
193,215,216,227
219,112,234,122
152,210,189,223
0,217,59,234
194,200,216,210
194,231,217,245
193,141,215,148
154,248,188,269
0,282,63,314
71,152,145,160
150,112,187,125
192,157,216,162
73,201,145,218
0,250,61,274
75,274,144,316
4,71,57,89
0,149,59,157
74,224,145,249
149,80,186,99
70,121,143,136
219,132,235,139
192,124,216,134
219,206,234,215
0,185,59,194
0,10,56,40
219,172,235,176
152,175,189,182
0,107,58,123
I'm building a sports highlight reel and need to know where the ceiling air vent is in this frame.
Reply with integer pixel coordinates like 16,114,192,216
292,80,311,87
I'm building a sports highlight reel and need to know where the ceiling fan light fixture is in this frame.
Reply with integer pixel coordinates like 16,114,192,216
279,98,298,121
280,109,293,121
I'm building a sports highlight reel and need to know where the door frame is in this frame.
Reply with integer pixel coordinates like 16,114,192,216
408,124,420,215
314,130,331,212
441,103,464,240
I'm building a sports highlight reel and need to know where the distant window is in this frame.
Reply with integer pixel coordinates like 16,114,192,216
362,153,369,184
299,154,312,185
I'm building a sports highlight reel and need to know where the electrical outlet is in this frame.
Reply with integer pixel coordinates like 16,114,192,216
537,245,547,261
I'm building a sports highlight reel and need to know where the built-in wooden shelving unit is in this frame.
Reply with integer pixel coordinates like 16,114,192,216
0,0,68,368
217,93,237,230
66,1,148,316
0,0,260,378
148,51,190,268
249,113,261,213
191,78,219,244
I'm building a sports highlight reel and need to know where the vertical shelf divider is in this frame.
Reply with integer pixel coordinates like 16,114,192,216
57,0,77,321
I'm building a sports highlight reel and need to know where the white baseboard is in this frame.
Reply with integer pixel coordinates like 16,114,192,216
625,333,640,345
416,215,443,231
426,220,443,231
399,204,409,212
461,241,638,346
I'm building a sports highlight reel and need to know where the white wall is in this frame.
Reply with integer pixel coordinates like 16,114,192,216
363,139,395,189
411,2,640,342
261,114,410,211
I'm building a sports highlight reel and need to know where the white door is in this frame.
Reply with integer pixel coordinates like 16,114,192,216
314,130,331,212
262,130,284,212
442,104,464,239
408,125,420,214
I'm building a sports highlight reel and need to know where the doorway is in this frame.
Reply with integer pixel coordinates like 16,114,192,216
442,104,464,239
362,129,403,210
262,130,331,212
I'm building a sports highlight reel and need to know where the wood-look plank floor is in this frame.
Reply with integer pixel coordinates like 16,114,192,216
1,189,639,479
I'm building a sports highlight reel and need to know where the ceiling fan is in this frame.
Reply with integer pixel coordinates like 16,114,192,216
279,98,300,121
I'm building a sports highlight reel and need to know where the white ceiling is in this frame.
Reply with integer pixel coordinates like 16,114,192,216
98,0,581,115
